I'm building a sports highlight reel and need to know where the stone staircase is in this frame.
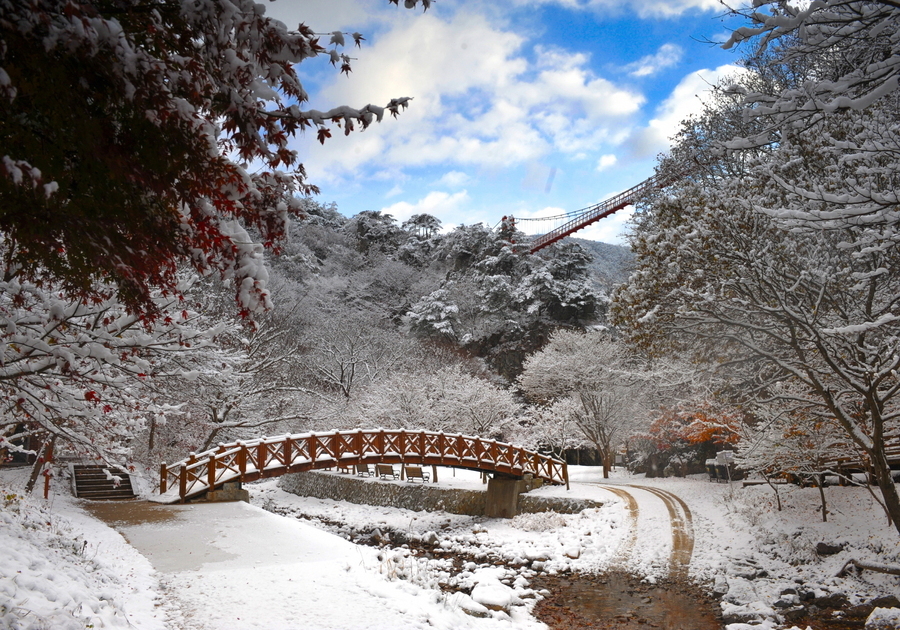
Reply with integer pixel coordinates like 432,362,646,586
71,464,136,500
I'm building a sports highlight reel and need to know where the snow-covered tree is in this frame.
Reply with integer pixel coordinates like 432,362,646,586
720,1,900,246
735,387,857,520
519,330,664,477
0,268,222,477
0,0,421,317
349,363,520,439
512,397,585,459
405,224,599,377
402,213,442,239
614,9,900,530
297,315,411,403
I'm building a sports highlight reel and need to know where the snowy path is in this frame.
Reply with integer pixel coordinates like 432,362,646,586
629,485,695,579
583,483,693,580
86,499,535,630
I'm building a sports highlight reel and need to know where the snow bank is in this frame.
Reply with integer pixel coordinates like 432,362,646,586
0,471,164,630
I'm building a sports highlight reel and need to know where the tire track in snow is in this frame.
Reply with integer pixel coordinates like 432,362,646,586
628,485,694,579
589,485,639,567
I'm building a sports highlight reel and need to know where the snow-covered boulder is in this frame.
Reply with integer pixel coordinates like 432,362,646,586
866,608,900,630
469,567,522,612
721,600,776,625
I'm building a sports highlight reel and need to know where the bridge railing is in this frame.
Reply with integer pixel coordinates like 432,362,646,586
526,174,664,253
159,429,568,502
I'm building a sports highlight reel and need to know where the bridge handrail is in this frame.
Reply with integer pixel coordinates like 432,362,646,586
525,174,664,253
159,429,568,502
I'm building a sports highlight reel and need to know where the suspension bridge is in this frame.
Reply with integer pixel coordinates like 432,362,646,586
512,173,664,253
157,429,568,503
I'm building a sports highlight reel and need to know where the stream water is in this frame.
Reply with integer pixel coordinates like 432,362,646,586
534,572,723,630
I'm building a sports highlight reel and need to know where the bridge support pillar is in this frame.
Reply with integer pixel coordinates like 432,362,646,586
485,476,526,518
205,481,249,503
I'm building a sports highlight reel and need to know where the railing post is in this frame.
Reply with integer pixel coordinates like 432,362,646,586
284,436,293,468
330,432,339,462
308,433,316,465
563,462,570,490
354,429,363,458
208,455,217,489
257,440,268,472
160,463,167,494
179,465,187,502
238,444,247,480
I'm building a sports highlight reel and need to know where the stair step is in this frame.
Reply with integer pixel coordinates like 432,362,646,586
72,465,136,500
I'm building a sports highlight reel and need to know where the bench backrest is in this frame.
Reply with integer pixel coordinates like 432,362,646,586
376,464,394,475
405,466,424,477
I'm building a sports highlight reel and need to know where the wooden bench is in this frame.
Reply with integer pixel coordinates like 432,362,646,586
404,465,430,483
355,463,374,477
375,463,399,480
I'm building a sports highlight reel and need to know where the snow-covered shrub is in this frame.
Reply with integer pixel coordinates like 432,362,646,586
0,483,134,630
511,510,567,532
376,547,451,591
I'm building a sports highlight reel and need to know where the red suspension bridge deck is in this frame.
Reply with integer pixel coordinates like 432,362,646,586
157,429,568,503
517,174,665,253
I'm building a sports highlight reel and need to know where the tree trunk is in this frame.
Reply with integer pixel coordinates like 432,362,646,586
816,474,827,522
836,558,900,578
764,473,782,511
870,448,900,536
24,437,54,495
200,426,222,453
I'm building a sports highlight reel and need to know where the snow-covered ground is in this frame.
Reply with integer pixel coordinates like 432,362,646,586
2,465,900,629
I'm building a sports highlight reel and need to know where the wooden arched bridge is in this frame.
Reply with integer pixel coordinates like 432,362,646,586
157,429,568,503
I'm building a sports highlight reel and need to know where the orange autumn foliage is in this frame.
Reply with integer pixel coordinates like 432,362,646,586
645,404,741,451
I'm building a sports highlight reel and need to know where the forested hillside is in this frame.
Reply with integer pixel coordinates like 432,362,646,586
134,203,634,468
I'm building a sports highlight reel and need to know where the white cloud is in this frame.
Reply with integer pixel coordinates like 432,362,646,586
516,205,568,221
380,190,471,223
625,44,683,78
385,184,404,198
509,0,722,19
627,63,743,159
299,9,644,183
435,171,471,187
573,205,634,244
596,154,617,171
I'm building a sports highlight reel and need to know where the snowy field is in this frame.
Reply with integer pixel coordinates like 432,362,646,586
2,465,900,629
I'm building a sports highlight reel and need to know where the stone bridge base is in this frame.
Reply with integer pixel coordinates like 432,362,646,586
278,471,600,518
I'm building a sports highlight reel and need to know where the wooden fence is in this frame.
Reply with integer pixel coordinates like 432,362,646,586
159,429,569,502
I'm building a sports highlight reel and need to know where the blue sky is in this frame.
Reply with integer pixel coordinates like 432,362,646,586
266,0,744,244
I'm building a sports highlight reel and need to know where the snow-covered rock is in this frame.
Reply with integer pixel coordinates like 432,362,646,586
469,567,522,612
867,608,900,630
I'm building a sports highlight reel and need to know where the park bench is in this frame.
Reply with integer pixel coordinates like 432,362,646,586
375,463,399,480
404,465,430,483
355,463,374,477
